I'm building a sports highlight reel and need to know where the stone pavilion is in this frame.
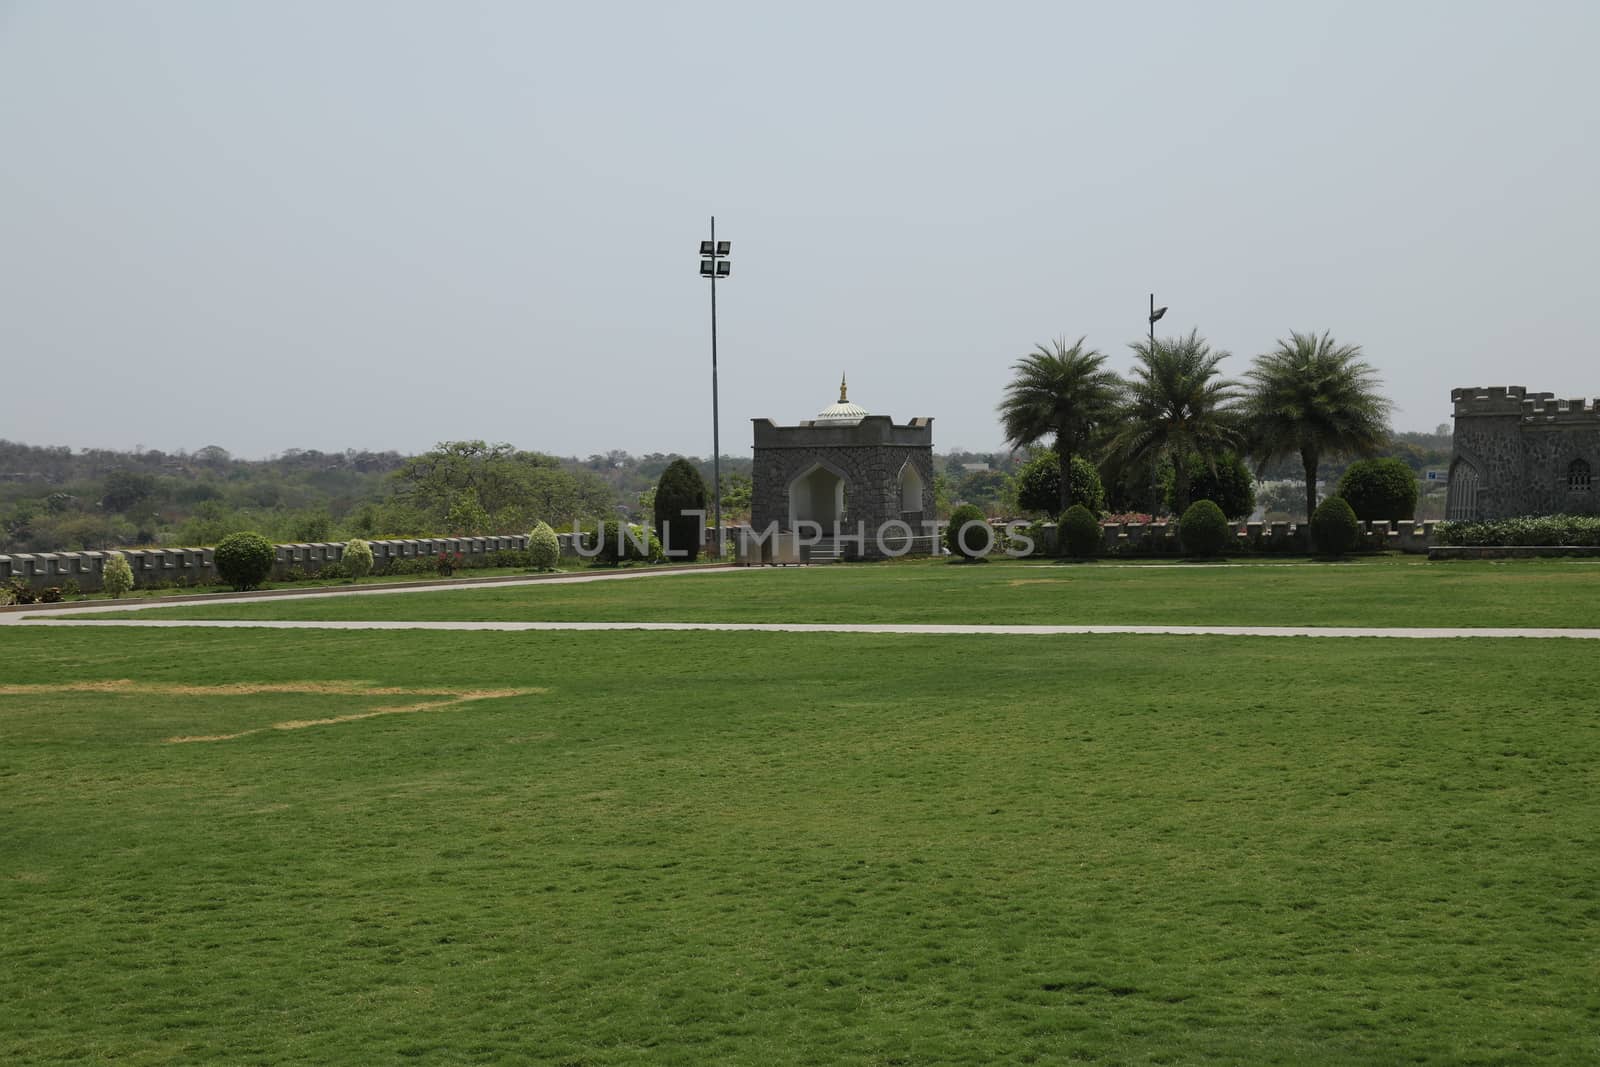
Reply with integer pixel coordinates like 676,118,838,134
750,377,935,558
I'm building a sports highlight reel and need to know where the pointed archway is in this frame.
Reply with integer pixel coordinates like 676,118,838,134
897,460,925,515
788,461,849,529
1446,456,1481,520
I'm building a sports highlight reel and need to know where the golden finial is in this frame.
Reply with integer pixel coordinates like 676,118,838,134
839,373,848,404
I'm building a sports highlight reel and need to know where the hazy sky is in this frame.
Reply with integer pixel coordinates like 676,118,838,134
3,1,1597,459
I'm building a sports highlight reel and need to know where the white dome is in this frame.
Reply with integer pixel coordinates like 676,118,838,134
815,400,869,422
815,375,867,423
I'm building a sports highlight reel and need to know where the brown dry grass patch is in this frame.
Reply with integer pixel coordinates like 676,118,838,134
0,679,543,743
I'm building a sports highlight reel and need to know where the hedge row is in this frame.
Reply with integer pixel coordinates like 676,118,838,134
1435,515,1600,547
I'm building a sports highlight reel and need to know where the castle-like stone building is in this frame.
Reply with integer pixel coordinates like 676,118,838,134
1448,386,1599,520
751,378,935,558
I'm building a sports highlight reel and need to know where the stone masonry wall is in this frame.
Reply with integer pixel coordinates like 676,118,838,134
752,444,935,535
0,534,531,593
1451,386,1600,519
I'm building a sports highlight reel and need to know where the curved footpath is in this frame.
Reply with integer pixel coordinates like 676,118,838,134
0,564,749,623
6,565,1600,639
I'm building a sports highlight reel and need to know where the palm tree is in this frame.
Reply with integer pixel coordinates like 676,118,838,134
1105,330,1242,514
1243,331,1391,521
998,337,1121,513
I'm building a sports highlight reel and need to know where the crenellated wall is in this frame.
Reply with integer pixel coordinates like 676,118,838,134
1094,519,1438,555
1450,386,1600,519
0,535,532,593
733,519,1440,562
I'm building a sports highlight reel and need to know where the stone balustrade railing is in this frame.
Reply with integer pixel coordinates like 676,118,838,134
0,534,533,593
2,521,1442,590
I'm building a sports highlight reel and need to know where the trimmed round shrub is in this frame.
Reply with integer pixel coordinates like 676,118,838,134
1058,504,1101,558
1013,453,1106,516
1337,458,1418,521
1163,452,1256,520
342,539,373,581
1311,495,1360,556
653,458,709,562
214,531,275,590
529,521,560,571
1179,499,1230,557
102,552,135,599
946,504,991,560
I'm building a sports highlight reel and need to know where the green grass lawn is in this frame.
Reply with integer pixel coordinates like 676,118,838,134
77,556,1600,628
3,624,1598,1064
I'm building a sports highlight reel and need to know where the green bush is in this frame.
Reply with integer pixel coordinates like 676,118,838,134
1338,458,1418,521
343,539,373,581
1310,495,1360,556
529,521,560,571
1163,452,1256,520
1058,504,1101,558
1179,499,1230,557
378,557,436,577
946,503,991,560
1436,514,1600,547
589,521,662,565
214,531,275,590
102,552,135,598
1012,453,1106,516
653,458,708,561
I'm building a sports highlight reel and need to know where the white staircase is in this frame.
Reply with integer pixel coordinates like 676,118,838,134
807,536,844,563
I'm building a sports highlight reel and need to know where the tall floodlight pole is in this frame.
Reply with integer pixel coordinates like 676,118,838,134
699,221,731,555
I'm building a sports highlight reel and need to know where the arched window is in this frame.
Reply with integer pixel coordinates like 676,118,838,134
1446,458,1481,520
1568,458,1591,493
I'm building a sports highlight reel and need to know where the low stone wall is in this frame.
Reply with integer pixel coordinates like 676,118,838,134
728,519,1440,562
1024,519,1437,557
0,534,532,593
1428,545,1600,560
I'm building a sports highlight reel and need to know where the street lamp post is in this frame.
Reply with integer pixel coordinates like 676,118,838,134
1147,294,1168,514
1148,293,1166,346
699,220,731,556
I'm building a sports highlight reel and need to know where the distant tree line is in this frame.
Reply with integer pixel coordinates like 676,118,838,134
0,438,763,553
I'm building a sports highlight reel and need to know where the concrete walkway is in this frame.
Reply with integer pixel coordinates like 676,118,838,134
8,564,1600,639
14,617,1600,639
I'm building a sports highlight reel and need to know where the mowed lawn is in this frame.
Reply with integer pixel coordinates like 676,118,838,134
76,556,1600,628
3,624,1598,1064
